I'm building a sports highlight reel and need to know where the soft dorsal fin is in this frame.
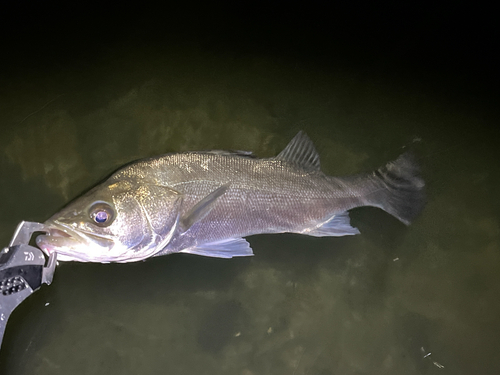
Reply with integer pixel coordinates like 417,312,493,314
275,131,321,171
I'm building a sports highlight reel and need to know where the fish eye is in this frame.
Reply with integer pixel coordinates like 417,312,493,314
89,202,115,227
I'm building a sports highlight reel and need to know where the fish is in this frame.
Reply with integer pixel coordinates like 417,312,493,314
36,132,425,263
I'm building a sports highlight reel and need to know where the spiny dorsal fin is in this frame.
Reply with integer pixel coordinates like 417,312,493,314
189,150,256,158
275,131,321,171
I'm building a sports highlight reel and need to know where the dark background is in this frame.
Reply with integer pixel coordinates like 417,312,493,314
1,3,499,374
1,2,498,113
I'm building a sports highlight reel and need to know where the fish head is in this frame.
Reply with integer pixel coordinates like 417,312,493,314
36,179,183,263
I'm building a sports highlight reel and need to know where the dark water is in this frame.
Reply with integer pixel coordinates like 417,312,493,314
0,3,498,374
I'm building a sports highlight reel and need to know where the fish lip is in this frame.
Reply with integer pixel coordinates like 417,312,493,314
37,221,114,256
46,228,71,238
48,221,114,243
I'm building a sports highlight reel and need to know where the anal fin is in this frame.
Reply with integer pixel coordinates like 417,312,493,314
302,212,360,237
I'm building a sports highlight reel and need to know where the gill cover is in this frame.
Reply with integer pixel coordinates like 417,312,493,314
130,184,184,253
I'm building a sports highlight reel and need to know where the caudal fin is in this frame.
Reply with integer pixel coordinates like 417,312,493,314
367,153,425,225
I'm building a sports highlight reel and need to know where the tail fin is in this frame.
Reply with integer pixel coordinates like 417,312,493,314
366,153,425,225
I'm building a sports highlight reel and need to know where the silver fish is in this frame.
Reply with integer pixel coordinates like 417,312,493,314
36,132,425,263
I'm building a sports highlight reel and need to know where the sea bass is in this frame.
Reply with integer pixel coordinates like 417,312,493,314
36,132,425,263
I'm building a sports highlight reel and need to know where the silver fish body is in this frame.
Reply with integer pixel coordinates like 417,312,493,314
36,132,425,263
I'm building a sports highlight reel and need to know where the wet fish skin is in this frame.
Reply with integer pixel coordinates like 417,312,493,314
36,132,425,263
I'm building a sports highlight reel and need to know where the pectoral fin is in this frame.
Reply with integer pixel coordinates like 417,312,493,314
180,184,229,231
179,238,254,258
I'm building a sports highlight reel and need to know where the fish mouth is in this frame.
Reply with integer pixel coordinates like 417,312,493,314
36,221,114,262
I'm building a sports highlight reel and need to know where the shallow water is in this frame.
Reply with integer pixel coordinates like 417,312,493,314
1,5,499,375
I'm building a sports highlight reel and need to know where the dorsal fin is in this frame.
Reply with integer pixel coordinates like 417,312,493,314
189,150,256,158
275,131,321,171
